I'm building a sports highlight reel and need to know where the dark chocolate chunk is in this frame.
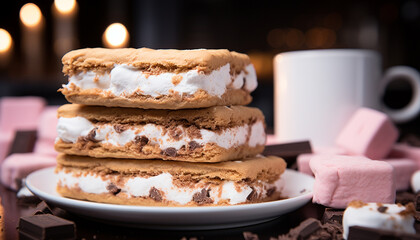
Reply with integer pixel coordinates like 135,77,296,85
149,187,162,202
33,201,53,215
243,231,259,240
295,218,322,239
262,141,312,158
192,189,213,205
113,124,128,133
134,135,149,146
163,147,177,157
19,214,75,240
266,187,276,197
416,192,420,212
247,187,258,202
8,130,37,156
84,127,98,142
106,183,121,195
377,206,388,213
396,191,415,205
322,208,344,225
188,141,201,151
348,225,420,240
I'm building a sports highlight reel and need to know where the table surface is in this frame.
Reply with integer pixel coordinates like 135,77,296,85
0,174,327,240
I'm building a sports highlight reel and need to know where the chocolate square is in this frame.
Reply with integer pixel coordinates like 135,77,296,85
19,214,75,240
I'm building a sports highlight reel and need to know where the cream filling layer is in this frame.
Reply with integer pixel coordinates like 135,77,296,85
63,63,257,98
56,116,266,150
57,168,282,205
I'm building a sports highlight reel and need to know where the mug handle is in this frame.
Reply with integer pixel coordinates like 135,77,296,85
381,66,420,123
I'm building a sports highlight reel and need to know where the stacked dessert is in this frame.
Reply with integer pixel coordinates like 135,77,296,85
54,48,287,206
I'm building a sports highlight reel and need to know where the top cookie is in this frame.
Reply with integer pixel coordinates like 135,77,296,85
60,48,257,109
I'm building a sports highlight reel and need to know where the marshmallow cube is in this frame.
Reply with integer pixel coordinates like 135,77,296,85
33,139,57,156
310,155,395,208
382,158,418,191
297,147,347,176
336,108,398,160
389,144,420,168
0,97,46,133
0,131,13,162
37,106,59,141
343,202,416,239
1,153,56,190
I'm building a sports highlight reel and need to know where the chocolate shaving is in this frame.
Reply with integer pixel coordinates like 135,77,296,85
188,141,201,151
192,188,213,205
163,147,177,157
106,184,121,195
113,124,128,133
84,128,99,142
149,187,162,202
377,206,388,213
185,126,202,139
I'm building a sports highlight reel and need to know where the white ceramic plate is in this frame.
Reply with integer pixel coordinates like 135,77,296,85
26,167,314,230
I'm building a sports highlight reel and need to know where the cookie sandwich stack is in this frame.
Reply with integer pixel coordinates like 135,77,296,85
55,48,286,206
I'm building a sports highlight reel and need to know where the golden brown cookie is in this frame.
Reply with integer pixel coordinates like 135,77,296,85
56,154,287,206
60,48,257,109
55,104,266,162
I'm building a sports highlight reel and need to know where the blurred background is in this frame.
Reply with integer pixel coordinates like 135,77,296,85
0,0,419,135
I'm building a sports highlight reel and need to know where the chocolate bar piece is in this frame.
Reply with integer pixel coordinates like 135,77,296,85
322,208,343,225
19,214,75,240
263,141,312,158
243,231,259,240
348,226,420,240
8,130,37,156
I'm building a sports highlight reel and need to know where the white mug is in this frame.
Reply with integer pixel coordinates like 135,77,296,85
273,49,420,148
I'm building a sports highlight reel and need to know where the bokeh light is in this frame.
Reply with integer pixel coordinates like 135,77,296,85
103,23,129,48
0,29,12,53
20,3,42,27
54,0,77,15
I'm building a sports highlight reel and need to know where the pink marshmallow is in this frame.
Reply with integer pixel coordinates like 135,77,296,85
388,144,420,168
310,155,395,208
1,153,56,190
33,139,57,156
0,97,46,133
297,147,347,176
382,158,418,191
336,108,398,160
0,131,13,162
37,106,59,141
266,134,282,145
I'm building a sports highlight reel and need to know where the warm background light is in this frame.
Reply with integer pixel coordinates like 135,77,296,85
0,29,12,53
103,23,129,48
54,0,77,15
20,3,42,27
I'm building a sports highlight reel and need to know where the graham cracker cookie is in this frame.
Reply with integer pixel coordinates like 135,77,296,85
60,48,257,109
55,104,266,162
56,154,287,206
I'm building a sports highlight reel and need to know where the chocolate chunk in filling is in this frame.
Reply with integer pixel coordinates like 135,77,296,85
106,183,121,195
377,206,388,213
188,141,201,151
247,187,258,201
84,127,99,142
149,187,162,202
163,147,177,157
266,187,276,197
114,124,128,133
134,136,149,146
192,188,213,205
